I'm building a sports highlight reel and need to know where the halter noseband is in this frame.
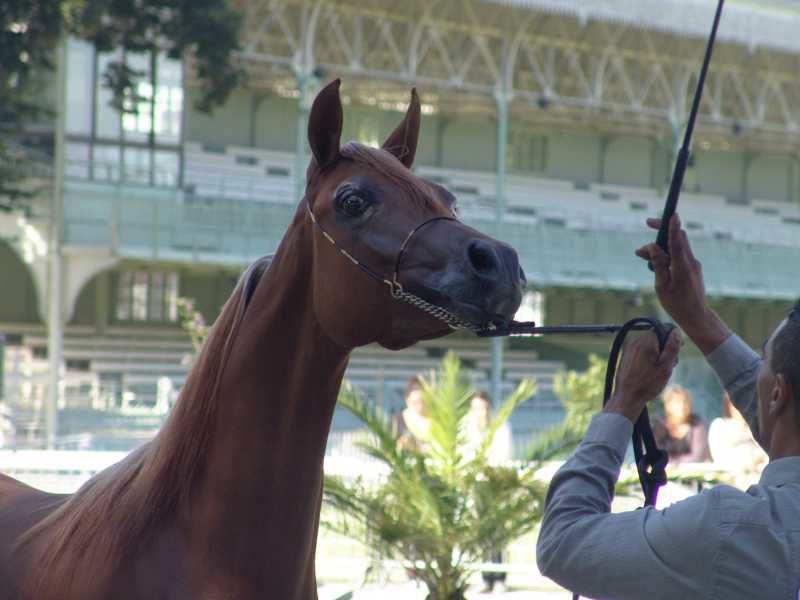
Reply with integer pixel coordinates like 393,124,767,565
304,200,485,331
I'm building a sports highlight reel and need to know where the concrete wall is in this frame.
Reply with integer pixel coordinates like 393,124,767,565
603,136,654,188
65,264,238,332
179,268,238,324
749,154,794,202
185,88,254,150
0,244,41,324
546,131,601,184
695,151,745,199
543,286,789,352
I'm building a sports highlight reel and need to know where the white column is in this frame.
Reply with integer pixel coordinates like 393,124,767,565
491,86,510,405
46,36,69,449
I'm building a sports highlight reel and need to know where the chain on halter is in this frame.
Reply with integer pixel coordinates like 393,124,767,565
304,200,486,332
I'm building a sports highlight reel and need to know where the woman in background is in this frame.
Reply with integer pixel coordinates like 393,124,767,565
653,384,710,465
393,376,431,452
464,391,512,594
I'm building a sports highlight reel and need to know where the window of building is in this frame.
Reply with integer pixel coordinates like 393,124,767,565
116,271,179,323
65,38,182,188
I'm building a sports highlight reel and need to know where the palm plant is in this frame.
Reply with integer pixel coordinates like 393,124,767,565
323,352,585,600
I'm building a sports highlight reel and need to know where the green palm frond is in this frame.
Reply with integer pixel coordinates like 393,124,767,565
524,421,584,465
324,352,591,600
421,352,473,483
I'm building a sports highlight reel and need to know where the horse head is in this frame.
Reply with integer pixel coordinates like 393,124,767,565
304,79,525,350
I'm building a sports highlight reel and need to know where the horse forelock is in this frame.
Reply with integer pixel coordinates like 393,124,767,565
338,142,438,210
21,256,273,593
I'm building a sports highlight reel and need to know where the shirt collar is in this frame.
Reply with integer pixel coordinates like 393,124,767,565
759,456,800,487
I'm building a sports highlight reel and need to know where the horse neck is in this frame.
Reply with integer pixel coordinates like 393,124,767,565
183,210,351,557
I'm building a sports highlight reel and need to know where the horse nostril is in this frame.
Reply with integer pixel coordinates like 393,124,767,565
467,240,498,275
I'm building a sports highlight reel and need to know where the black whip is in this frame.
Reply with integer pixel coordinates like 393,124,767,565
651,0,725,265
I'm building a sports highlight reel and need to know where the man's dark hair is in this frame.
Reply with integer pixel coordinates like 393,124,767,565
770,298,800,421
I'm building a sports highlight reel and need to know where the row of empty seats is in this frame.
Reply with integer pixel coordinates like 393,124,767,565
1,325,566,450
181,142,800,249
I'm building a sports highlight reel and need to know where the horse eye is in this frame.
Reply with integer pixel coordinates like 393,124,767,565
338,190,369,217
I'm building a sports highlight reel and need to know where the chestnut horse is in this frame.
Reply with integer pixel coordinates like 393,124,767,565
0,80,524,599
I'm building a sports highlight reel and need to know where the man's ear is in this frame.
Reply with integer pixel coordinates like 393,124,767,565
381,88,421,169
308,79,343,169
771,373,792,416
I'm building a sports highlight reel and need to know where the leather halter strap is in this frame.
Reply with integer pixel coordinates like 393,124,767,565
305,200,396,292
304,199,459,301
392,216,458,290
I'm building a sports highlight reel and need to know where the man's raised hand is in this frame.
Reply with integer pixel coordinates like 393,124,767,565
635,213,732,355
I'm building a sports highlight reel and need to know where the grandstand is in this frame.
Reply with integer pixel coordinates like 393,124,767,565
1,0,799,451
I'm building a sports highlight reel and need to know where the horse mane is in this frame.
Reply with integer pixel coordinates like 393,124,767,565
21,256,273,591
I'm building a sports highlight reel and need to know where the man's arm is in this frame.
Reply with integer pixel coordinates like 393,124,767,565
536,331,720,599
635,215,762,445
537,412,719,600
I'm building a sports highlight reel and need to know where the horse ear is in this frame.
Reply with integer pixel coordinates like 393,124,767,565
308,79,343,168
382,88,421,169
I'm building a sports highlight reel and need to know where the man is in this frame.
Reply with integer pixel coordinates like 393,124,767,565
536,214,800,600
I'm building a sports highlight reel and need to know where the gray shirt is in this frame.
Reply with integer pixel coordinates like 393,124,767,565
537,334,800,600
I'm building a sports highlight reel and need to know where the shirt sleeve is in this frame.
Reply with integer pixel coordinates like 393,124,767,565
536,412,720,600
705,334,763,449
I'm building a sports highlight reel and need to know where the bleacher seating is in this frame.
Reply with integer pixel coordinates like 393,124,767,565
2,323,566,452
183,143,296,203
33,142,800,449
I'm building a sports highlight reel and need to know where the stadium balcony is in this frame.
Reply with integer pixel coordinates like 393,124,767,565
58,142,800,300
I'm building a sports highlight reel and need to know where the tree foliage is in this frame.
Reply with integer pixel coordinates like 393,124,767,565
63,0,244,113
0,0,243,202
522,353,607,462
0,0,63,201
324,352,590,600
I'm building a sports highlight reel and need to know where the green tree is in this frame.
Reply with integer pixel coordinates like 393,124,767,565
523,353,606,462
0,0,243,204
323,352,583,600
176,297,209,355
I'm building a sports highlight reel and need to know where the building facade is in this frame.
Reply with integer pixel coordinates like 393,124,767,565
1,0,799,450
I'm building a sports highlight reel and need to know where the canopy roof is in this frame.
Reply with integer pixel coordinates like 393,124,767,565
488,0,800,53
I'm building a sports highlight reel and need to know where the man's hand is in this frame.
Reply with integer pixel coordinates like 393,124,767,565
604,329,682,424
635,214,732,355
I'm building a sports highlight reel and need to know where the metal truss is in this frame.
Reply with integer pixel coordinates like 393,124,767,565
233,0,800,147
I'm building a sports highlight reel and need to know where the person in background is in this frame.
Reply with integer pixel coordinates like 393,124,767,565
464,391,513,594
709,391,767,474
393,376,431,452
653,384,710,464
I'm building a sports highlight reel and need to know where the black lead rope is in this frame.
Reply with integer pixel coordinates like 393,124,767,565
602,318,673,509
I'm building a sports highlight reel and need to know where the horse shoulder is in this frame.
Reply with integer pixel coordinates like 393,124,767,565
0,474,67,599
